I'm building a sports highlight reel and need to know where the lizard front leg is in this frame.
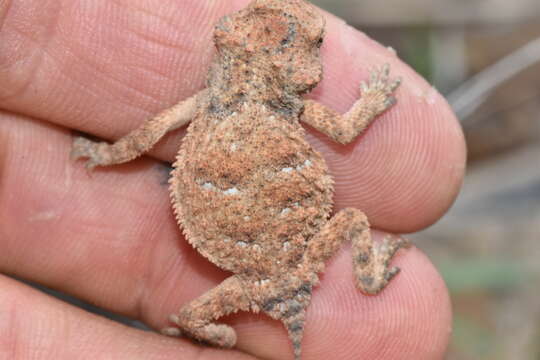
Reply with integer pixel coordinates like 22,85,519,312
71,90,206,169
300,65,400,144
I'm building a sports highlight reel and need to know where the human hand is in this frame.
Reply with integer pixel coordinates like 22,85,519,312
0,0,464,359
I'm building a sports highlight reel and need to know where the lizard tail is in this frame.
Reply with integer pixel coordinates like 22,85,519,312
284,311,306,360
262,280,314,360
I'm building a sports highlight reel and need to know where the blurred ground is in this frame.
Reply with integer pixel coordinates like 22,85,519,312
312,0,540,359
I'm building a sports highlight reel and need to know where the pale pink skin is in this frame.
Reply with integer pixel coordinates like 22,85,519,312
0,0,464,359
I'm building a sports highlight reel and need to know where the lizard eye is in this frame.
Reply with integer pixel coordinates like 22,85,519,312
316,37,323,48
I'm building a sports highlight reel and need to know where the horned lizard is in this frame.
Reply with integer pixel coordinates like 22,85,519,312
71,0,408,358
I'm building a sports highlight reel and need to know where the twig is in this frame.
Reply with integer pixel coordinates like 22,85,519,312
447,36,540,124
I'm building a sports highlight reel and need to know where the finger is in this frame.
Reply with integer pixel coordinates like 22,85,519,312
0,275,257,360
231,245,451,360
306,16,465,232
1,115,451,358
0,0,465,232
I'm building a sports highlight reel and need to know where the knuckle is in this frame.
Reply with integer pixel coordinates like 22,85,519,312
0,0,59,103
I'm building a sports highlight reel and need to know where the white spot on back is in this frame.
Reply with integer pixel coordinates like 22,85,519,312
236,241,247,248
296,159,313,171
281,167,293,173
255,278,271,286
202,182,215,190
223,187,239,196
230,143,238,152
283,241,291,251
280,208,291,216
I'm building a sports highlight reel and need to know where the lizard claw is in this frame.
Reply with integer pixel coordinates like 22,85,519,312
358,64,401,115
70,136,109,170
361,64,401,97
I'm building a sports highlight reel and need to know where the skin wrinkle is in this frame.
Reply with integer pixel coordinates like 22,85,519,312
0,36,39,102
112,3,210,81
58,8,206,135
60,9,173,119
140,237,187,321
1,1,62,103
0,292,19,359
114,1,221,83
63,53,165,119
128,217,169,321
0,0,14,33
109,0,185,31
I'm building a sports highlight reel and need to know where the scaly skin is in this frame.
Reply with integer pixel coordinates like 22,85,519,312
71,1,407,359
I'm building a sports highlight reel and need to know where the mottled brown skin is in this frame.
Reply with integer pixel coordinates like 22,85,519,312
71,0,407,359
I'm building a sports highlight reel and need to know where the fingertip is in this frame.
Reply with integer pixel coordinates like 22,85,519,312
230,231,451,360
308,232,451,359
304,10,466,233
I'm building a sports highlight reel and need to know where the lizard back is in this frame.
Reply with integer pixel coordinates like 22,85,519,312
171,104,333,277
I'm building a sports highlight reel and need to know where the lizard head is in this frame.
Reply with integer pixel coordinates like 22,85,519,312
213,0,326,94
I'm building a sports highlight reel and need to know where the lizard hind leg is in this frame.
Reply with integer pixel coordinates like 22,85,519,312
161,275,252,348
304,208,409,295
353,231,410,295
